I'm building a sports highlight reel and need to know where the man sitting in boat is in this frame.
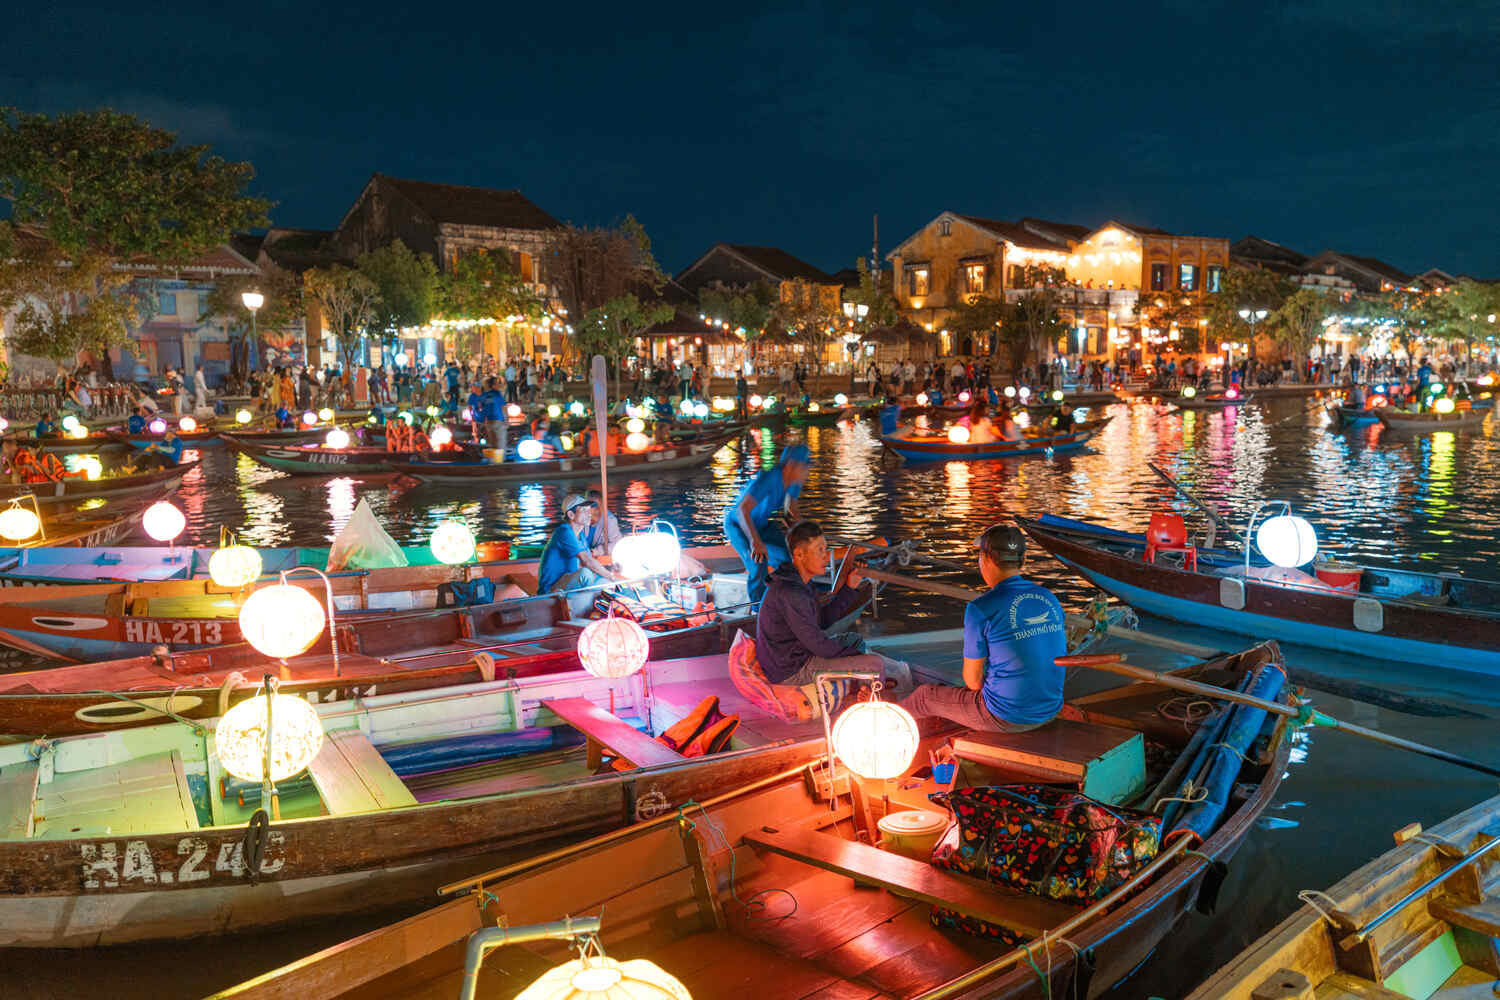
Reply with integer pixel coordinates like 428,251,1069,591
724,443,809,604
899,523,1065,733
537,494,623,593
878,396,903,436
127,406,150,435
137,428,184,470
585,488,622,558
33,413,58,439
756,519,912,691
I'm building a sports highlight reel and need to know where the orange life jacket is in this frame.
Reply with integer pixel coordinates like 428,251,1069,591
14,449,67,483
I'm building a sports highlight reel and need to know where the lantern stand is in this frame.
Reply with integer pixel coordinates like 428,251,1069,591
813,670,880,813
279,566,341,678
1243,500,1291,576
259,673,282,820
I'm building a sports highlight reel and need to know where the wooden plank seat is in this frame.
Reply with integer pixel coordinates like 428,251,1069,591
540,696,686,770
0,759,41,839
745,823,1078,939
306,729,418,815
33,750,198,837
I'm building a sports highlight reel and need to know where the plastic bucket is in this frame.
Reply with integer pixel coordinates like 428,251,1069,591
877,809,949,861
477,541,511,563
1314,560,1362,591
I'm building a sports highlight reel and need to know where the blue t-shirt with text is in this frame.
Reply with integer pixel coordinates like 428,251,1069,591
537,522,587,593
963,576,1067,726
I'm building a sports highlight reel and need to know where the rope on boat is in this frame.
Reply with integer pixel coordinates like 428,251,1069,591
242,809,270,884
676,800,798,922
1157,697,1216,727
1296,888,1345,926
1153,780,1209,812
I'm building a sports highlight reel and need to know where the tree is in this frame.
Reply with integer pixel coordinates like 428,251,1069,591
945,295,1008,356
303,265,378,372
549,215,666,358
1206,266,1293,358
1434,279,1500,357
698,280,777,337
1135,293,1204,353
436,249,545,358
1268,289,1330,372
202,260,304,379
0,108,269,375
356,240,438,356
771,279,842,374
571,294,674,395
1001,292,1065,372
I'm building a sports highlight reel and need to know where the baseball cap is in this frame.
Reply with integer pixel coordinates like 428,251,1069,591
779,443,811,467
976,523,1025,563
562,494,594,515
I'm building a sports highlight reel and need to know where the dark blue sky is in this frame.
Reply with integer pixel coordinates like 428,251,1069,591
12,1,1500,277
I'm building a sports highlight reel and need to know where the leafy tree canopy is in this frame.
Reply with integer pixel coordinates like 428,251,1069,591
303,265,378,372
698,281,776,337
356,239,438,338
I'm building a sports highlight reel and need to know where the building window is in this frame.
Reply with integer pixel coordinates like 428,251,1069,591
1205,265,1223,293
939,220,952,237
908,266,930,297
1150,263,1167,291
963,262,986,294
519,251,534,282
158,292,177,315
1178,264,1197,291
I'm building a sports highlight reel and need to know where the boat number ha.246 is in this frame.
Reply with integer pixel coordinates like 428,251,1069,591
122,619,228,645
80,834,286,890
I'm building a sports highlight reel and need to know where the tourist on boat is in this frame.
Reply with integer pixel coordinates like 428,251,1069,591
479,377,507,457
274,405,295,429
537,494,622,593
899,523,1065,732
724,443,810,604
33,413,58,439
585,488,622,558
755,519,912,691
996,405,1024,442
138,428,184,469
878,396,903,436
2,438,74,483
127,406,150,435
965,399,997,443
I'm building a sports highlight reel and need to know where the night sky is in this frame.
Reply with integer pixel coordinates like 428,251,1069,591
12,2,1499,277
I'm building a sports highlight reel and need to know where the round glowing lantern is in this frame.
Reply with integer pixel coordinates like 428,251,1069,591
569,401,586,417
236,409,253,425
461,406,473,421
1369,395,1389,409
423,352,437,367
1018,386,1031,400
679,398,694,414
324,428,351,449
142,501,185,543
947,424,971,444
612,529,681,578
214,690,325,783
1051,389,1064,402
506,403,523,418
626,417,646,434
577,616,650,678
763,395,776,407
430,520,476,565
625,432,651,452
1434,397,1456,414
1225,387,1240,400
1182,386,1197,398
424,405,439,418
1003,386,1017,398
61,414,82,433
0,504,41,541
547,403,562,418
73,455,102,480
179,416,198,433
957,391,971,404
560,434,574,451
1256,514,1319,568
831,701,920,780
808,402,821,413
915,392,929,406
517,438,544,461
691,401,707,418
238,583,326,659
69,425,90,440
398,411,414,426
428,426,453,447
748,394,763,409
834,393,849,406
514,955,691,1000
1429,381,1445,395
209,544,263,589
148,418,167,434
301,411,317,426
393,351,409,367
0,417,8,432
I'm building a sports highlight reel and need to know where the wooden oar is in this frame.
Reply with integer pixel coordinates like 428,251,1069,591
1059,653,1500,779
1145,461,1246,547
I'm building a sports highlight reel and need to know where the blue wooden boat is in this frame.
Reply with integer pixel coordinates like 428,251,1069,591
1329,404,1380,426
1019,513,1500,676
109,427,225,448
881,418,1107,463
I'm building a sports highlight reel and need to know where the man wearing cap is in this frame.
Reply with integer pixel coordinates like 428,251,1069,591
537,494,623,594
900,523,1066,732
724,443,810,604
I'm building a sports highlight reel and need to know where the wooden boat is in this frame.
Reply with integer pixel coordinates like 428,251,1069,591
0,503,147,554
205,639,1293,997
786,404,856,427
392,433,736,485
1376,407,1491,432
0,461,198,506
1329,403,1380,426
109,427,225,448
224,437,438,475
881,419,1107,463
6,433,128,454
1019,513,1500,675
1171,391,1252,410
221,424,365,446
1189,793,1500,999
666,418,748,442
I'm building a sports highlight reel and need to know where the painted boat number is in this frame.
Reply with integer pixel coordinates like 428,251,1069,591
123,620,225,645
79,834,285,889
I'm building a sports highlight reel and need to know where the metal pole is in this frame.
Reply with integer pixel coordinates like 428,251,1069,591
459,915,602,1000
1340,835,1500,948
591,355,609,531
281,566,341,678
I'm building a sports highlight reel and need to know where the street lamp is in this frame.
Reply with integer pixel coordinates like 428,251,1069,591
842,301,870,391
241,290,264,373
1236,308,1267,388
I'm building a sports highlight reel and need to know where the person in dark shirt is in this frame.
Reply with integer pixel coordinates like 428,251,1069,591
754,520,911,689
33,414,58,439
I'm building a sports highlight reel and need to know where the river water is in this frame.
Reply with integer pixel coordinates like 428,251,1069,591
10,396,1500,998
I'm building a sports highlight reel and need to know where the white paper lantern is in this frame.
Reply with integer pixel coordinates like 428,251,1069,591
548,404,562,418
179,416,198,433
947,424,971,444
301,411,317,426
625,432,651,452
69,425,90,440
626,417,646,434
61,415,81,433
1256,515,1319,568
430,520,476,565
612,530,681,578
209,545,263,588
236,409,253,424
569,401,586,416
324,428,351,449
748,394,763,409
317,407,334,422
515,956,691,1000
831,701,920,780
0,505,41,541
73,456,102,480
142,501,185,542
1434,397,1456,414
215,691,325,783
148,418,167,434
577,616,650,678
517,438,544,461
428,426,453,447
834,393,848,406
506,403,522,418
916,392,929,405
238,583,326,659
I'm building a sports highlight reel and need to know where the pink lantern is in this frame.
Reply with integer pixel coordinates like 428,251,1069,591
577,616,650,678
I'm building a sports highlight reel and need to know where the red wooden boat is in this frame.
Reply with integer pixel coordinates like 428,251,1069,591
0,461,198,505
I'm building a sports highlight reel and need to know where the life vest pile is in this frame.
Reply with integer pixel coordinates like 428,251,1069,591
12,448,74,483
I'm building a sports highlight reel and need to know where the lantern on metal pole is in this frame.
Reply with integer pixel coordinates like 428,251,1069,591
241,290,264,373
214,673,324,821
591,353,610,538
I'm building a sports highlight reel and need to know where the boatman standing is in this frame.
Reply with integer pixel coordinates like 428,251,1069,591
724,443,809,604
900,523,1066,733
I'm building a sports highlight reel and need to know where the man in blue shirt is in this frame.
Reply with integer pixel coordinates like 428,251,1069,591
138,428,184,469
724,443,809,604
479,377,508,457
33,414,57,439
537,494,622,593
878,396,903,436
127,406,149,435
900,523,1066,732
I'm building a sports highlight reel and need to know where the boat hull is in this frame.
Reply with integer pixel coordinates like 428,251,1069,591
224,437,418,475
395,435,734,485
1170,393,1251,410
882,425,1100,462
1376,408,1490,432
0,462,197,505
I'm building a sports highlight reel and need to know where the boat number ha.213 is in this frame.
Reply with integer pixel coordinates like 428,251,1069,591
122,619,228,645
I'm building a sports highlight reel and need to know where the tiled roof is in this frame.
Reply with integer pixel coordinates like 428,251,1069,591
957,216,1071,252
377,174,561,231
1231,235,1308,266
722,244,835,283
1018,218,1093,243
259,227,339,271
1345,253,1412,284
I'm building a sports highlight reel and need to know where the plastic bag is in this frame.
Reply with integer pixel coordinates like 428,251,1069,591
327,498,409,571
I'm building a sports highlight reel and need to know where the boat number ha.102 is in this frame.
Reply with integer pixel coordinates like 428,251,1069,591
79,834,285,889
122,619,226,645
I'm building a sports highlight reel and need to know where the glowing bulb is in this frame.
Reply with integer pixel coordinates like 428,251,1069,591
1225,388,1240,400
808,402,821,412
236,409,253,424
679,398,694,413
461,406,473,421
577,616,650,678
548,404,562,418
506,403,522,418
517,438,544,461
1018,387,1031,400
1004,386,1017,398
69,425,89,440
749,394,763,409
625,432,651,452
1434,397,1456,414
318,407,334,422
142,501,185,542
301,411,317,426
1182,386,1197,398
238,583,326,659
559,434,573,451
61,415,81,433
831,701,919,779
626,417,646,434
1256,514,1319,568
947,424,971,444
423,352,437,367
148,418,167,434
957,391,971,403
612,529,681,577
73,455,101,479
429,426,452,447
568,401,585,416
916,392,929,406
1430,381,1445,395
324,428,350,449
215,691,324,783
514,956,690,1000
430,520,476,564
209,545,263,588
0,505,41,541
692,401,709,418
425,405,440,418
1051,390,1064,402
834,393,849,406
179,416,198,433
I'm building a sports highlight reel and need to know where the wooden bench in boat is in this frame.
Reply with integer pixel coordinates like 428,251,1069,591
33,750,198,837
306,729,418,815
540,697,686,770
0,759,40,839
745,823,1078,938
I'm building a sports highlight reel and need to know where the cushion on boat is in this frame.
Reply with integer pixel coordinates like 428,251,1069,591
727,629,849,722
927,784,1161,937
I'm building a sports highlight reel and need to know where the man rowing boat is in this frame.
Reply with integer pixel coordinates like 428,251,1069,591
724,443,809,604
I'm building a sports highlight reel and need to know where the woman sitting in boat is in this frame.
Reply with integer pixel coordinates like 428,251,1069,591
995,403,1024,442
1,438,75,483
964,398,997,443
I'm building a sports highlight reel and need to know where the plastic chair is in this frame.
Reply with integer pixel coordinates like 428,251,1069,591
1144,513,1197,572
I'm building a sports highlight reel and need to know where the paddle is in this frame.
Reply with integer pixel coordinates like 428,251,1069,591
1059,653,1500,779
1145,461,1246,547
